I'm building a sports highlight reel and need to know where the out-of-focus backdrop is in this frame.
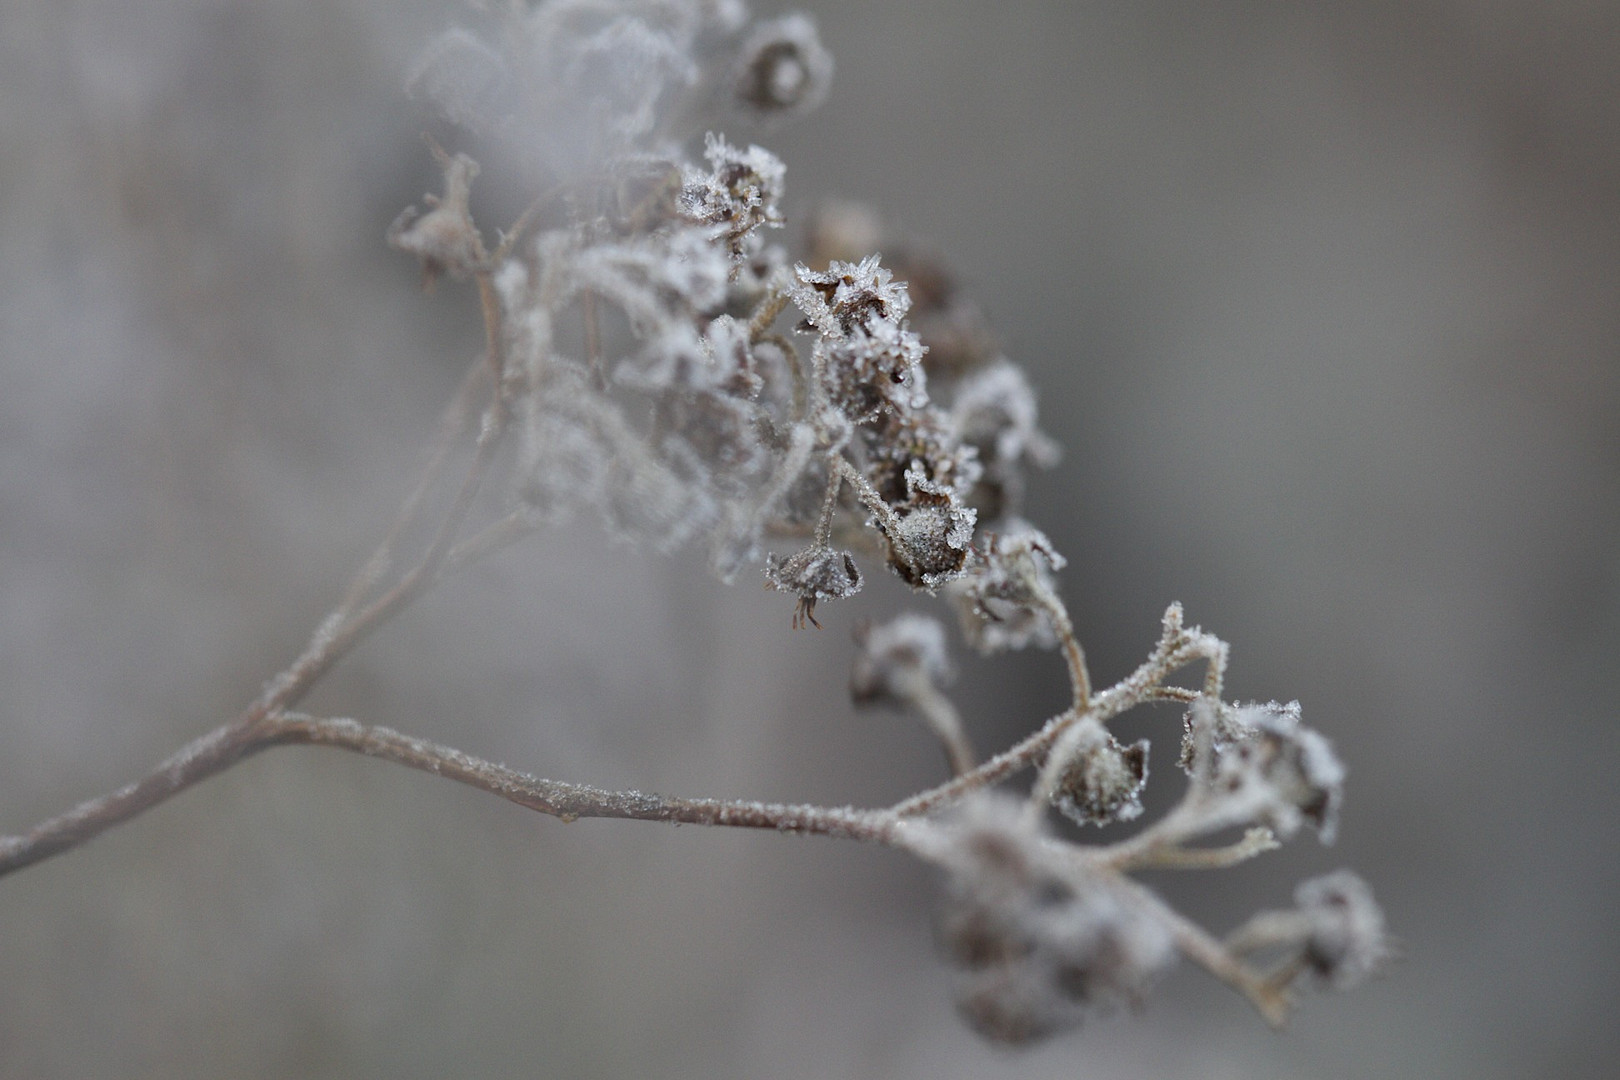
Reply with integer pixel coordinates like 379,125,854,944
2,1,1617,1076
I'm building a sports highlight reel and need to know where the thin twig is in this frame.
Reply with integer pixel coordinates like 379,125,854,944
264,713,899,842
1107,870,1293,1027
1099,827,1279,873
335,355,489,618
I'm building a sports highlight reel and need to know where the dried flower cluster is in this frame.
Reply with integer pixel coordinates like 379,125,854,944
0,0,1388,1055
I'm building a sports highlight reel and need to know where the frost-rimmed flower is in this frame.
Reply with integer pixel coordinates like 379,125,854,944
680,133,786,265
949,521,1066,653
1051,721,1150,827
765,543,863,628
788,255,911,338
850,613,953,706
881,468,977,589
934,795,1176,1046
1184,699,1346,843
733,12,833,119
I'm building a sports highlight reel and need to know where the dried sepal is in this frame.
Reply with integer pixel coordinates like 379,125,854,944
1185,699,1346,843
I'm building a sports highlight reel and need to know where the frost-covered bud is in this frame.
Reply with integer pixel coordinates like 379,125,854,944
733,13,833,118
882,470,976,589
950,362,1060,520
1052,724,1150,827
850,613,953,706
950,522,1066,653
765,544,863,628
820,318,929,423
406,28,512,132
952,363,1059,469
681,133,785,264
1192,700,1346,843
386,152,485,289
789,256,911,338
1294,871,1389,989
936,795,1176,1046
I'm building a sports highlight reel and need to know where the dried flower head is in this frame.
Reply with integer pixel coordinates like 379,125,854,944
936,796,1176,1045
950,522,1066,653
850,613,953,706
1294,870,1390,989
1186,699,1346,843
733,13,834,118
385,150,486,290
680,133,786,265
818,317,930,423
881,468,977,589
765,544,863,628
1051,721,1150,827
789,256,912,338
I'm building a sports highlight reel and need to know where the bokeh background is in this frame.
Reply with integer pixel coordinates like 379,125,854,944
2,1,1617,1076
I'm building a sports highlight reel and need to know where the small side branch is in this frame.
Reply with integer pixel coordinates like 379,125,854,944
890,605,1221,817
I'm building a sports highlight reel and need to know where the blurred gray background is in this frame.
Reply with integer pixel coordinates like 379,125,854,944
2,1,1617,1076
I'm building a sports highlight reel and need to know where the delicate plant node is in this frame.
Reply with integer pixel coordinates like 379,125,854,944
0,0,1386,1053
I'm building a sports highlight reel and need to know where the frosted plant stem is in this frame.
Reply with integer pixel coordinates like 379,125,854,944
263,714,902,842
1104,869,1292,1027
1029,576,1090,710
1100,827,1279,873
832,456,922,577
334,355,490,619
906,679,976,778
